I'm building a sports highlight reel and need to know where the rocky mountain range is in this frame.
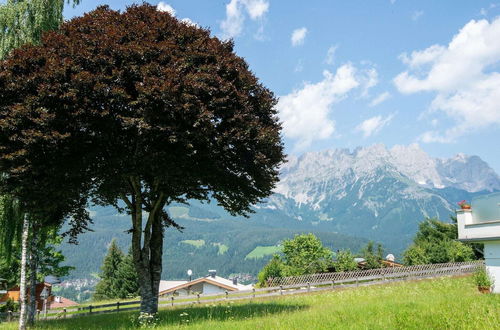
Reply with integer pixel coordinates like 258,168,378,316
61,143,500,280
263,143,500,252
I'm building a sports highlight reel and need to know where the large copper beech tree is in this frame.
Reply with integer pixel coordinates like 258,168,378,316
0,4,284,314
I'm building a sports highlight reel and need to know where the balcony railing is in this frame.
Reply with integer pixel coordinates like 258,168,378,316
471,192,500,224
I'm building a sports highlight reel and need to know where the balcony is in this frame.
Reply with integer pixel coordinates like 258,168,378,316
457,192,500,242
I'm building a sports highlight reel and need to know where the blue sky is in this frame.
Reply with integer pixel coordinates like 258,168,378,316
63,1,500,173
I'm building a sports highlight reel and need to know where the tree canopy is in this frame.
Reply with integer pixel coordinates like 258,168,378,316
257,233,334,286
281,233,333,275
0,4,284,314
403,218,475,265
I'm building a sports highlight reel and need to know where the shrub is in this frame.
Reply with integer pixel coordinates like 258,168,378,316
257,255,285,287
334,250,358,272
473,268,493,288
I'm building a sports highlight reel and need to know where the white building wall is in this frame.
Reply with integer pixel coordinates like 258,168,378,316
485,241,500,294
202,283,227,295
457,210,500,241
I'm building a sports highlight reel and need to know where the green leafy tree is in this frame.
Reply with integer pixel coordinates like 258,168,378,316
403,218,475,265
116,248,140,299
0,194,23,286
281,233,333,276
403,244,430,265
257,255,285,287
0,4,284,315
94,239,124,300
361,241,383,269
0,0,80,59
333,250,358,272
450,216,483,259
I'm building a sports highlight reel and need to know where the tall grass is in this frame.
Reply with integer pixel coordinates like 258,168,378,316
3,276,499,329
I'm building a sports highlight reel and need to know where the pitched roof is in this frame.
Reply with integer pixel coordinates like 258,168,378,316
47,296,79,309
159,276,253,295
158,280,188,293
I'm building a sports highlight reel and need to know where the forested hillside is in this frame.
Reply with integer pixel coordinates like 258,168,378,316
61,203,368,280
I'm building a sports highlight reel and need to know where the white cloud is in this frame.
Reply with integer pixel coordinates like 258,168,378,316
278,64,377,150
157,2,176,16
157,3,198,26
356,114,394,138
412,10,424,21
181,18,198,27
291,27,307,46
361,68,378,97
220,0,269,39
325,45,338,65
480,3,499,16
369,92,391,107
243,0,269,19
394,17,500,142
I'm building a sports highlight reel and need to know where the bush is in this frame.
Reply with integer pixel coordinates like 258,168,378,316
473,268,493,288
334,250,358,272
256,233,334,286
0,298,19,312
257,255,285,287
281,234,333,276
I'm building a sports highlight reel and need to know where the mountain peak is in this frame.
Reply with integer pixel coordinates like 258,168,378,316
276,144,500,205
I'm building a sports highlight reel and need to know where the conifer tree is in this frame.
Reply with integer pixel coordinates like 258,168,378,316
94,239,124,300
116,248,139,299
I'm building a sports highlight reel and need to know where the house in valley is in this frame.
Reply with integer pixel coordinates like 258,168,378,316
0,282,78,310
159,270,253,296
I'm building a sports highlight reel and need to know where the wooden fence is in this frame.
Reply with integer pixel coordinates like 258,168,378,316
0,260,483,323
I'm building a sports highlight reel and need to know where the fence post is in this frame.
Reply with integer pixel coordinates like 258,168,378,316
197,293,200,304
225,291,229,300
307,282,311,292
252,288,256,299
331,280,335,289
117,301,120,310
37,310,40,321
280,285,283,295
63,308,67,319
356,276,359,287
7,311,12,322
171,296,174,306
89,305,93,314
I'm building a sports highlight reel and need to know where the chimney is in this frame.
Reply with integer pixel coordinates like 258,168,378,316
232,277,238,286
208,270,216,278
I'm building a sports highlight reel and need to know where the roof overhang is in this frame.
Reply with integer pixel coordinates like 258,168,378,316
159,277,238,295
457,236,500,243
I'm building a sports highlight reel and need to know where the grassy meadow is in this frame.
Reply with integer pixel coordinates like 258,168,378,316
3,275,499,329
245,245,282,260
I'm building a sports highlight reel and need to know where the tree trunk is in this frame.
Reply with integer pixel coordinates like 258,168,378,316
18,214,29,330
134,210,164,314
125,176,166,315
27,225,38,325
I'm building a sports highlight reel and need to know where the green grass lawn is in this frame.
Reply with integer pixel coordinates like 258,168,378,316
3,276,499,329
245,245,282,259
